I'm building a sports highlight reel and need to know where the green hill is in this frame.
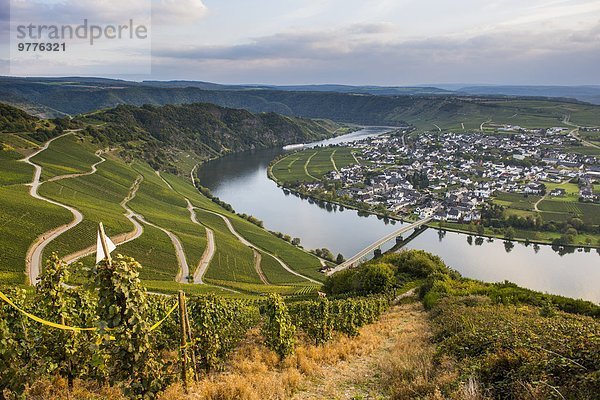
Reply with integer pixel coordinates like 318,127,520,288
0,103,329,294
3,78,600,129
80,102,338,171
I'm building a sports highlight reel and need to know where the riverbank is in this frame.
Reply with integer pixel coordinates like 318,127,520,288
268,161,600,251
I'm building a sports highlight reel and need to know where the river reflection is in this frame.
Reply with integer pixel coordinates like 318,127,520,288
198,128,600,303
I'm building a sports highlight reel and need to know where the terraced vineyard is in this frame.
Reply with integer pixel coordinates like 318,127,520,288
270,146,358,183
0,131,324,296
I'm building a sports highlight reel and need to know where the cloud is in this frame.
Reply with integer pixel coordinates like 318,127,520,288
152,0,208,24
151,22,600,85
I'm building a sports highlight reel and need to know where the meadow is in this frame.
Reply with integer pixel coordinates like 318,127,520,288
271,146,358,183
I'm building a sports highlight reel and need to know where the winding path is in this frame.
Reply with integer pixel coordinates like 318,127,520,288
330,149,339,173
63,176,145,264
22,132,86,285
201,208,321,284
304,152,321,181
185,199,215,284
47,150,106,182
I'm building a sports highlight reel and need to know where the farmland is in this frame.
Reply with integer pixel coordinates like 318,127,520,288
0,130,324,295
270,146,358,184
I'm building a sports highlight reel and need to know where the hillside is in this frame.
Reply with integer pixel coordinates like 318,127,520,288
0,106,330,295
3,77,600,130
81,103,338,171
0,102,38,133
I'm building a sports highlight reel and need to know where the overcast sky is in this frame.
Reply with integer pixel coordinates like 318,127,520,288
1,0,599,85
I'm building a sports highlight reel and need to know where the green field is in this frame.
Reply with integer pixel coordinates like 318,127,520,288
0,132,325,293
30,134,100,180
0,185,72,284
492,192,541,211
162,172,323,284
0,148,33,186
40,155,139,260
271,146,358,183
538,200,600,225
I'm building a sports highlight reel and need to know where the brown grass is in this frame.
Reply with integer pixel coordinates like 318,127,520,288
160,300,461,400
21,377,126,400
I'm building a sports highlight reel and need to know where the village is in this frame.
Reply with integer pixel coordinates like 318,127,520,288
304,129,600,222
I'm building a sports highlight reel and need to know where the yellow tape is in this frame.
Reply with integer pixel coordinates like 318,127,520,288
149,302,178,332
0,290,177,333
0,290,95,332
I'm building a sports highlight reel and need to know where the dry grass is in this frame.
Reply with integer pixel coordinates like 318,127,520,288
20,377,126,400
160,300,460,400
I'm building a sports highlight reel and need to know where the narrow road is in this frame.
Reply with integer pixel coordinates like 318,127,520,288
330,149,339,173
63,176,145,264
201,208,321,284
432,123,442,132
533,178,571,212
22,132,85,285
304,152,321,181
253,250,270,285
47,150,106,182
480,119,491,132
185,199,215,284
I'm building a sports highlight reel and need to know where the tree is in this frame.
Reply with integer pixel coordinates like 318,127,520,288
336,253,345,263
504,227,515,241
291,237,301,246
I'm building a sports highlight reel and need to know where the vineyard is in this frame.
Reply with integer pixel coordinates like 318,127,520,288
0,130,325,295
0,253,390,399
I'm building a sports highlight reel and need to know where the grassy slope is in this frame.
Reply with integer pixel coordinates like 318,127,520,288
0,148,34,186
127,162,207,275
30,135,100,180
162,172,325,283
39,155,139,260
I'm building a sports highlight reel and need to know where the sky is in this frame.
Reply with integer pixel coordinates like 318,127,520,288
1,0,599,85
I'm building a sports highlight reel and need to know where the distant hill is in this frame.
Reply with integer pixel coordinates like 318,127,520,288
458,85,600,105
1,77,600,130
81,102,339,170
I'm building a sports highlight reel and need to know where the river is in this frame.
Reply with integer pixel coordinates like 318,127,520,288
198,127,600,303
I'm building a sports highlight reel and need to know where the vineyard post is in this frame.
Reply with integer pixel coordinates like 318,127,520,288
178,291,188,392
183,296,199,381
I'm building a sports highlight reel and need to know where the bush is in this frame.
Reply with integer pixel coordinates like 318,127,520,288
261,294,296,359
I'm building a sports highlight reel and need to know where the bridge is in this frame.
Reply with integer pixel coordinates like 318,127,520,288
326,216,433,276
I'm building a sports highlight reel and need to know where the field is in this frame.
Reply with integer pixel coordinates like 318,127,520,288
271,146,358,183
39,155,139,260
538,200,600,225
30,135,100,180
0,131,325,294
492,192,541,211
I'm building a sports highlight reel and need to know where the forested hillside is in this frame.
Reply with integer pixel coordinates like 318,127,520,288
0,103,38,133
80,103,338,171
3,78,600,129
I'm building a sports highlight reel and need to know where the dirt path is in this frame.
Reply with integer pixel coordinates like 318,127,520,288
22,132,86,285
63,176,145,264
253,250,270,285
185,199,215,284
47,150,106,182
292,300,431,400
330,149,339,173
480,119,491,131
533,178,571,212
304,152,321,181
201,208,321,284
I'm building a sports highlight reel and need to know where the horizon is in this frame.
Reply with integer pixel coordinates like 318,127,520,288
1,0,599,85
